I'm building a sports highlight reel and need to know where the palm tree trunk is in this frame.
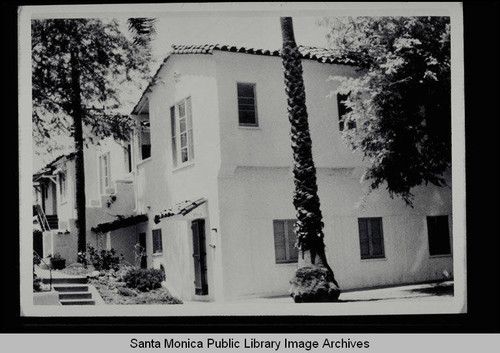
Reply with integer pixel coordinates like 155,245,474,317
70,46,87,255
280,17,340,302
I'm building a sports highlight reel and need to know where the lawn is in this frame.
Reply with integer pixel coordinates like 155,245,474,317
61,263,183,305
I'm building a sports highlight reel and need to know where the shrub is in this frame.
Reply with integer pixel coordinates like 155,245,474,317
117,287,137,297
87,245,124,271
123,268,165,292
33,273,42,292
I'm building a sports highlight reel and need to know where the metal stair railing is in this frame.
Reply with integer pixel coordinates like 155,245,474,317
33,250,52,291
34,204,51,231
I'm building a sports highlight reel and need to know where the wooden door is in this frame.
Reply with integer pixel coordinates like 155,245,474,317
139,232,147,269
191,219,208,295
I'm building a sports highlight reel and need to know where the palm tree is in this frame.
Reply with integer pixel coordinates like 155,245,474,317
280,17,341,302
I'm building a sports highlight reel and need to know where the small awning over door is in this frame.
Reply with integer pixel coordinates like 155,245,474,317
154,198,207,224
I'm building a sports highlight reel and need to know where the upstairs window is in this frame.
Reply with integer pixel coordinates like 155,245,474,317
139,122,151,160
58,171,67,203
337,93,356,131
273,219,298,263
99,152,111,195
152,229,163,254
358,217,385,259
170,97,194,167
124,143,132,173
237,82,258,126
427,216,451,256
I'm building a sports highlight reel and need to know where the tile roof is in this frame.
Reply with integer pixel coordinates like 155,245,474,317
91,214,148,233
170,44,356,65
33,152,77,179
132,44,356,114
154,198,207,224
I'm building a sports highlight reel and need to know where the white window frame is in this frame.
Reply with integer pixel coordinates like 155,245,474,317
170,96,194,168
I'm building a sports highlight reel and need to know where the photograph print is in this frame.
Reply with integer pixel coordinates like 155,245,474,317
20,2,466,317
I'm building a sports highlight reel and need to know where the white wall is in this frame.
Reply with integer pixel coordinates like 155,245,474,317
213,51,363,169
212,51,452,299
218,167,452,299
133,54,224,301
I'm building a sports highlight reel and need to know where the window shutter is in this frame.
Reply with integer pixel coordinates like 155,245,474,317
273,220,286,262
358,218,370,258
186,97,194,160
170,105,177,167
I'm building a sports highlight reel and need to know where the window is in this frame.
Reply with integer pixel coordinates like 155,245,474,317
337,93,356,131
427,216,451,256
59,172,67,203
273,220,298,263
358,217,385,259
99,152,111,195
170,97,194,167
124,144,132,173
237,82,258,126
152,229,163,254
139,122,151,160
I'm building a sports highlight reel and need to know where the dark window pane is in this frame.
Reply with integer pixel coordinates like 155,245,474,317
152,229,163,253
237,83,255,98
170,106,176,137
237,83,257,126
179,117,186,133
358,218,384,259
181,148,188,163
427,216,451,256
238,97,255,105
239,110,256,125
178,102,185,117
141,144,151,160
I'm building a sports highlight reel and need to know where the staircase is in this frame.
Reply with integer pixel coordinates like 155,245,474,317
42,277,96,305
45,215,59,230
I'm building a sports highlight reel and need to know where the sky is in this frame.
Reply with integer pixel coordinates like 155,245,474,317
150,15,331,61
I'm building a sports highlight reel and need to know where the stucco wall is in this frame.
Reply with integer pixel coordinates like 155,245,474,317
218,167,453,299
133,54,224,301
108,226,140,266
213,51,363,170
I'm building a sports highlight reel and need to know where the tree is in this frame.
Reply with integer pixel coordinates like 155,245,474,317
32,19,151,254
280,17,341,302
321,17,451,205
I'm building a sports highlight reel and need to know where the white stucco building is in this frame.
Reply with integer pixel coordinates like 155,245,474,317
124,44,453,302
33,137,139,264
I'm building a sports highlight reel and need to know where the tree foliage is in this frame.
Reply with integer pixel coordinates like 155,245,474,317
32,18,152,148
321,17,451,205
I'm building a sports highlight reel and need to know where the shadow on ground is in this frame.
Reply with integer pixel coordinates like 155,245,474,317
406,283,454,296
337,282,454,303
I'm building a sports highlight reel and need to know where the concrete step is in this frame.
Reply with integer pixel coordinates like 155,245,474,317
53,285,89,292
60,299,95,305
58,292,92,300
42,277,87,285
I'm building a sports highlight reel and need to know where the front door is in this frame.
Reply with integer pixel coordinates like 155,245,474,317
139,232,147,269
191,219,208,295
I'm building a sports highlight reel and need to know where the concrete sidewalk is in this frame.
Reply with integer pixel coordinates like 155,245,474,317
183,281,454,306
